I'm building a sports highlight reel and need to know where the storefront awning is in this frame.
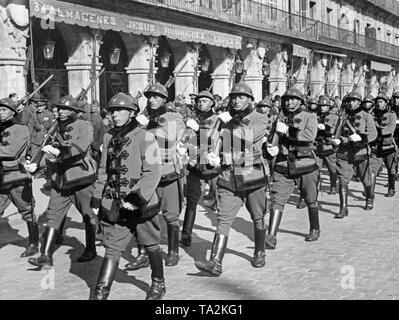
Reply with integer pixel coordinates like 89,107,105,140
292,44,311,58
313,50,347,58
29,0,242,49
370,61,392,72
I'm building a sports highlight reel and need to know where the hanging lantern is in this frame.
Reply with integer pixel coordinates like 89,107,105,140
110,47,121,65
201,57,210,72
42,38,56,60
321,56,328,67
160,51,172,68
235,58,243,74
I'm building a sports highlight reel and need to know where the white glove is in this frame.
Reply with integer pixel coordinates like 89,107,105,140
122,201,138,211
186,119,200,132
331,138,341,146
349,133,362,142
318,124,326,130
267,145,279,157
136,114,149,127
92,208,99,215
24,160,38,173
207,152,221,167
176,142,187,157
396,120,399,125
218,112,233,124
42,145,60,157
276,121,289,135
100,144,104,153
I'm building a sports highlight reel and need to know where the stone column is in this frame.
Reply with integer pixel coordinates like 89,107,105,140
291,57,311,95
0,2,29,98
310,54,327,97
386,69,396,97
326,58,343,98
268,45,288,97
341,63,356,97
369,71,380,97
209,47,235,99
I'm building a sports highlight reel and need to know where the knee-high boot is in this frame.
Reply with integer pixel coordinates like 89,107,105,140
364,174,376,210
180,207,196,247
91,258,119,300
28,226,57,268
329,172,338,195
386,174,396,197
21,221,39,257
165,224,179,266
77,217,97,262
335,184,349,218
251,224,266,268
305,206,320,241
265,208,283,249
56,216,66,245
195,233,228,276
146,245,166,300
125,244,149,270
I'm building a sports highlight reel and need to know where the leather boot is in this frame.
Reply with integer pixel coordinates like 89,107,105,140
335,184,348,219
56,216,66,245
165,225,179,266
28,227,57,269
305,206,320,242
195,233,228,276
251,225,266,268
91,258,119,300
146,245,166,300
77,219,97,262
180,208,196,247
21,221,39,257
386,174,396,197
125,245,149,270
329,172,338,195
265,208,283,249
296,197,306,209
364,174,376,210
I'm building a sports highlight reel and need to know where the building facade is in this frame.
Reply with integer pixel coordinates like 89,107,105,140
2,0,399,109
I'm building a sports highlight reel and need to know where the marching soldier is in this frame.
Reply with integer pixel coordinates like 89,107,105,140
331,91,377,218
0,98,38,257
362,95,375,115
369,94,397,197
180,90,219,247
195,83,269,276
306,97,318,114
315,96,339,195
263,88,320,248
25,95,99,268
391,92,399,180
125,83,185,270
90,93,164,300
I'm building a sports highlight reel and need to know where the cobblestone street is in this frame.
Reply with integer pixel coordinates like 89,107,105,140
1,170,398,300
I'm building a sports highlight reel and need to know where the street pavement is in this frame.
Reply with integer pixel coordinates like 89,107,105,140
0,169,398,300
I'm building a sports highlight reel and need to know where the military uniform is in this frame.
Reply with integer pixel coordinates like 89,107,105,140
27,95,98,269
391,92,399,179
0,98,38,258
195,83,269,276
265,88,320,248
30,108,54,158
90,92,164,300
180,91,219,247
335,91,378,218
369,94,397,197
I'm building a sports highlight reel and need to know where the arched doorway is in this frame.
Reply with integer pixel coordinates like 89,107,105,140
198,45,213,92
99,30,128,108
28,19,69,105
155,36,175,101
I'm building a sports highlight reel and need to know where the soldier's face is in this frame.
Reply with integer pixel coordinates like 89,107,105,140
231,94,252,111
257,105,269,115
0,107,14,122
363,102,374,111
111,108,133,127
197,97,213,113
147,94,166,110
308,103,318,111
348,99,361,111
320,105,330,113
37,104,47,113
286,97,302,113
58,107,75,121
376,99,387,111
394,97,399,106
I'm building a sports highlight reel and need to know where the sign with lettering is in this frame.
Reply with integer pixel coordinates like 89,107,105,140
29,0,242,49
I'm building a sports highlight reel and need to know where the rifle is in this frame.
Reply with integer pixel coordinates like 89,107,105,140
164,60,188,89
135,83,152,100
332,101,356,140
29,69,105,167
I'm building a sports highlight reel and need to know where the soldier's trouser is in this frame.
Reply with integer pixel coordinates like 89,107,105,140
216,186,266,236
318,153,337,175
369,152,398,175
186,172,202,211
271,170,319,210
336,157,372,187
101,215,161,261
46,184,96,230
0,181,36,222
157,180,181,227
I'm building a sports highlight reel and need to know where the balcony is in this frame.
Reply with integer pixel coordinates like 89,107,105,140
132,0,399,62
364,0,399,18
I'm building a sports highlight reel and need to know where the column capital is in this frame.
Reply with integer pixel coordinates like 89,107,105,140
64,63,103,71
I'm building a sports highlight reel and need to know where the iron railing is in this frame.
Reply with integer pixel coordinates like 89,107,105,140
133,0,399,61
365,0,399,17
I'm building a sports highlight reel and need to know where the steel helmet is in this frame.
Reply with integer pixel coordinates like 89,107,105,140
282,88,305,104
257,97,272,108
318,95,332,107
363,95,374,103
229,83,254,100
30,93,48,104
307,97,318,105
144,83,168,100
107,92,139,112
346,91,362,102
374,93,389,104
54,95,79,111
195,91,214,102
392,91,399,98
0,97,17,113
